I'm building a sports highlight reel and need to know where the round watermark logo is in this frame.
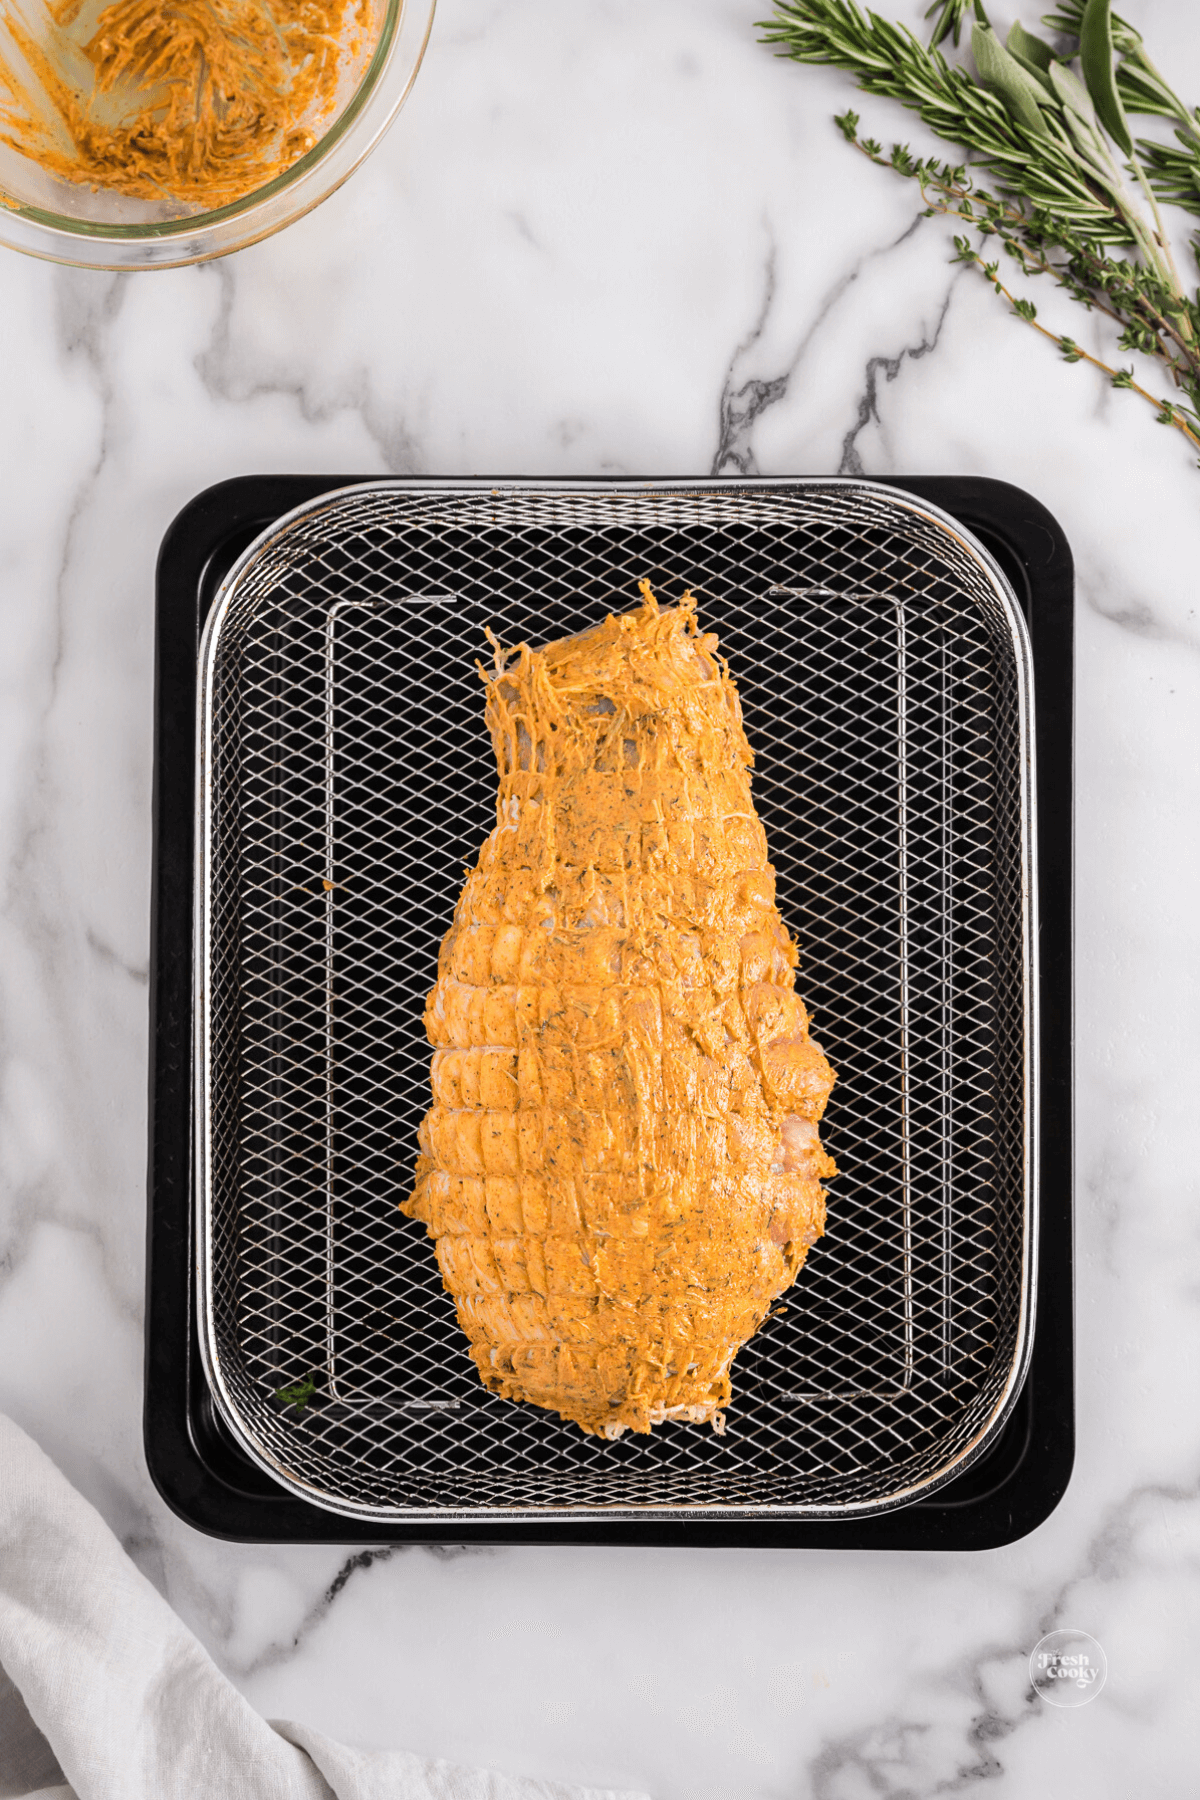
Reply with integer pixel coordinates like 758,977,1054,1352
1029,1629,1107,1707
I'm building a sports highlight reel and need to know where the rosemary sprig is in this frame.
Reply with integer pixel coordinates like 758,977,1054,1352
924,0,974,50
759,0,1200,460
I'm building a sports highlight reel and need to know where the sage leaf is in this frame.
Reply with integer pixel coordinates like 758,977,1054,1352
1045,0,1144,60
758,0,1200,463
1047,55,1099,128
1080,0,1133,153
1007,21,1054,75
971,21,1052,135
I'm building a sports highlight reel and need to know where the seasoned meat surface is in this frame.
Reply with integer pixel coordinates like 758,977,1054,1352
403,584,835,1437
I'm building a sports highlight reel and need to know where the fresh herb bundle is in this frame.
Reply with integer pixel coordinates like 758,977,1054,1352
759,0,1200,456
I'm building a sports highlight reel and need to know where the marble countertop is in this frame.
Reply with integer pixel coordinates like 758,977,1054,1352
2,2,1199,1794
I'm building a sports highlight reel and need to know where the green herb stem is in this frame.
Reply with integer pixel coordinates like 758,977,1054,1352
761,0,1200,467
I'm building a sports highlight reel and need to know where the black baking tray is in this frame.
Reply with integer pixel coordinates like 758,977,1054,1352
145,474,1074,1547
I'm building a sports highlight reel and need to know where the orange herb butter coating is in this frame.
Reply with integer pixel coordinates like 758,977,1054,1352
0,0,369,209
402,584,836,1439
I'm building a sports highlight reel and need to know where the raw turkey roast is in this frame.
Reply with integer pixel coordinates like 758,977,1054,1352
403,584,836,1437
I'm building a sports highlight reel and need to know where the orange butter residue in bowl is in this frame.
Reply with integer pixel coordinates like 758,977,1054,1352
0,0,375,210
0,0,433,267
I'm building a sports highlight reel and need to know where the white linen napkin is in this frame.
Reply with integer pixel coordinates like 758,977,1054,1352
0,1415,648,1800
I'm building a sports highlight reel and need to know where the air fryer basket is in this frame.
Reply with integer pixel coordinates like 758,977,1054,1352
192,480,1037,1522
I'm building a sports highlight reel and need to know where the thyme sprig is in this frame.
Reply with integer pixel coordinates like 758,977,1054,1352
760,0,1200,459
274,1372,320,1410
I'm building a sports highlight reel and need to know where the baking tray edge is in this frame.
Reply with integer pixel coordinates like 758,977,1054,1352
145,473,1074,1548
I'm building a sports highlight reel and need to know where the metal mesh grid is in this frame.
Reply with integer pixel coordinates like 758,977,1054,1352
196,481,1035,1520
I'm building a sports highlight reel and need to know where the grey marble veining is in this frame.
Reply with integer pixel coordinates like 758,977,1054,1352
1,1,1199,1795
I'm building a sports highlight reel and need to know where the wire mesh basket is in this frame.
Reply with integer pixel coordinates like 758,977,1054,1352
195,479,1036,1521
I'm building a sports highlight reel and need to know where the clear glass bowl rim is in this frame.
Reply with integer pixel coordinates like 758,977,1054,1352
0,0,436,268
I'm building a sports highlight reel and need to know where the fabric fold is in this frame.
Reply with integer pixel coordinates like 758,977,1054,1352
0,1416,647,1800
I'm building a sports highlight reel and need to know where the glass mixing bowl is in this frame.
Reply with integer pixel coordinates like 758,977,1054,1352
0,0,435,269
